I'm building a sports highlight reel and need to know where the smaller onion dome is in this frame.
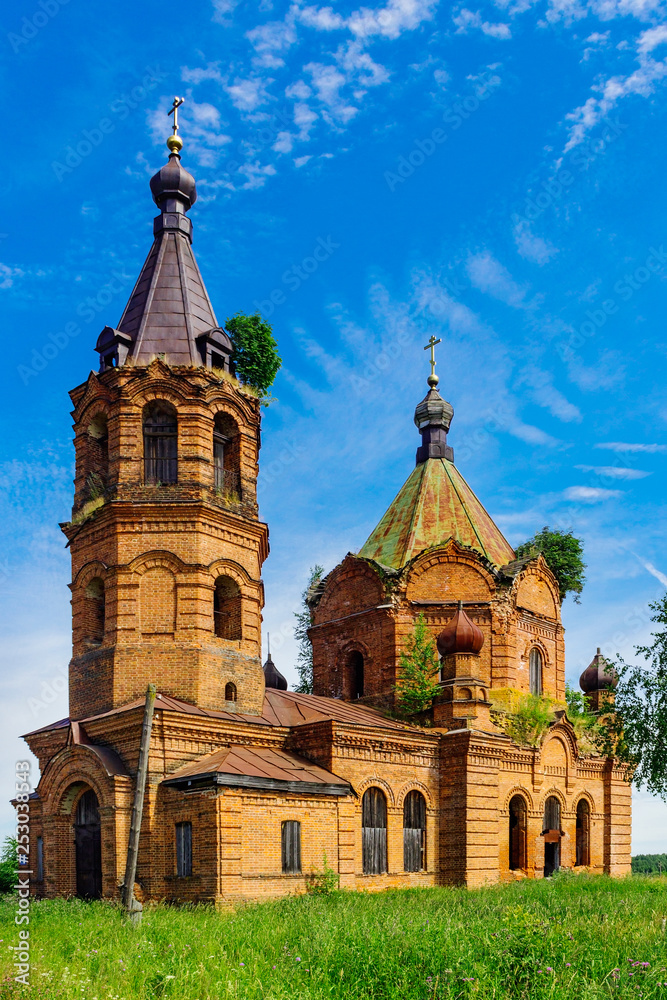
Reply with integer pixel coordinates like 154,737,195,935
579,648,618,693
150,150,197,213
437,601,484,657
414,387,454,432
263,652,288,691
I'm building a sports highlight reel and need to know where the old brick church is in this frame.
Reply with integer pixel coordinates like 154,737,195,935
23,130,630,904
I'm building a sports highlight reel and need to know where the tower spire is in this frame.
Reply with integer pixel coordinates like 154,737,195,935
414,342,454,464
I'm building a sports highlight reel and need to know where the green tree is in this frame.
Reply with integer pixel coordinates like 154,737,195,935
293,565,324,694
515,526,586,603
395,614,441,716
225,312,282,397
600,594,667,798
0,838,18,895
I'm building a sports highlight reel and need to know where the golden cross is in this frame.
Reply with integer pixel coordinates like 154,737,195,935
168,96,184,135
424,335,442,378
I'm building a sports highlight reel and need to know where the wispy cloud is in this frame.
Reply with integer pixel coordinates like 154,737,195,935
634,555,667,588
576,465,652,479
595,442,667,453
563,486,623,502
453,8,511,39
466,251,527,307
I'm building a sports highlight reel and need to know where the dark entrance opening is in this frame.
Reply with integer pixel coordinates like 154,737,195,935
75,789,102,899
542,795,561,878
576,799,590,867
345,650,364,699
509,795,527,871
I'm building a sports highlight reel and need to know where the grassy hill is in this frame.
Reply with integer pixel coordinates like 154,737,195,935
1,874,666,999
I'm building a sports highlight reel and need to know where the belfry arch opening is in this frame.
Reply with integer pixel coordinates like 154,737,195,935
84,412,108,497
343,650,364,700
529,647,543,695
83,577,105,646
214,576,242,641
143,401,178,485
74,788,102,899
509,794,527,871
213,412,240,496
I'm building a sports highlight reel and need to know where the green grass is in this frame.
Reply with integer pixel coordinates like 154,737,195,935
1,875,667,998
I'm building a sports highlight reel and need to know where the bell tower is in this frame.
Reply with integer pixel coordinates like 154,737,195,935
63,112,268,720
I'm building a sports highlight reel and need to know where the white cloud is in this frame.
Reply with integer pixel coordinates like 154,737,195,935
513,218,559,264
286,80,312,100
304,62,358,120
453,8,512,38
294,154,313,167
519,367,582,422
634,556,667,587
348,0,439,40
246,16,298,68
293,101,318,138
576,465,652,479
181,62,225,85
297,5,346,30
212,0,240,24
226,77,270,111
562,486,623,501
595,442,667,453
466,251,527,307
335,40,390,87
273,130,294,153
0,264,24,290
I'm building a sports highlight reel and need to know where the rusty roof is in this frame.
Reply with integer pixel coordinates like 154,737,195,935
23,689,412,737
163,744,352,795
358,456,515,570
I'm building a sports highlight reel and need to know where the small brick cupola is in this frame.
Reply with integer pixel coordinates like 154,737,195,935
263,650,288,690
580,648,618,711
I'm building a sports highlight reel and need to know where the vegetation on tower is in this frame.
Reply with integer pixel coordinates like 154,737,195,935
294,565,325,694
515,526,586,603
225,312,282,399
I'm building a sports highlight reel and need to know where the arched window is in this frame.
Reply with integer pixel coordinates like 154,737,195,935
83,577,105,646
85,413,108,497
543,796,561,877
143,401,177,485
529,648,543,695
509,794,527,871
224,682,237,702
74,789,102,899
403,791,426,872
214,576,242,640
576,799,590,867
213,413,240,496
362,787,387,875
344,650,364,700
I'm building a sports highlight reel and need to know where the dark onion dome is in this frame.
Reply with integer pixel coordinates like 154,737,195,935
263,653,288,691
579,648,618,693
437,601,484,657
149,136,197,213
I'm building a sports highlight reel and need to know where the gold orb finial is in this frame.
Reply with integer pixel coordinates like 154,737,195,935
167,134,183,155
427,372,439,388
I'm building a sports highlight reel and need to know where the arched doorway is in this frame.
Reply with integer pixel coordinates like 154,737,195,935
542,796,561,877
344,650,364,700
509,795,527,871
74,789,102,899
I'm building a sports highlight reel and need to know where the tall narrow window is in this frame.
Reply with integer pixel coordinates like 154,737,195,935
509,795,527,871
213,413,240,496
576,799,590,867
543,796,561,877
176,822,192,877
403,791,426,872
224,682,237,702
529,648,543,695
214,576,242,640
344,650,364,700
362,788,387,875
86,413,108,498
143,401,177,485
281,821,302,874
83,578,105,646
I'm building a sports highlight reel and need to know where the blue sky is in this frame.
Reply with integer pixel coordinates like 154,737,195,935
1,0,667,851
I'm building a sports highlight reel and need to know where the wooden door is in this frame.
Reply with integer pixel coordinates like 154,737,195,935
75,789,102,899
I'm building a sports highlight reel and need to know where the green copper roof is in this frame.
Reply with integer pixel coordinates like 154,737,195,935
358,458,515,570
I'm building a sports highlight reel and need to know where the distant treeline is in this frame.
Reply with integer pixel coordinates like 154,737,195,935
632,854,667,874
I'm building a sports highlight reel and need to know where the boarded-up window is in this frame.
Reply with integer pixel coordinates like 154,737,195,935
140,567,176,633
214,576,242,640
509,795,527,871
281,821,301,874
36,836,44,882
576,799,590,866
403,790,426,872
83,577,105,645
143,401,177,485
176,822,192,877
362,787,387,875
529,648,543,695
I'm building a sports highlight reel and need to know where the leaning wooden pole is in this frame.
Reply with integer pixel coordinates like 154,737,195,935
121,683,157,923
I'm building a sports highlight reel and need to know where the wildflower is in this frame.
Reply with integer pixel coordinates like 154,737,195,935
240,962,245,967
545,967,553,972
296,957,301,962
566,963,571,967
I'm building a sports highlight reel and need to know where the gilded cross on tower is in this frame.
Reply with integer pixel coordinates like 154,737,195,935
424,335,442,387
166,97,185,155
